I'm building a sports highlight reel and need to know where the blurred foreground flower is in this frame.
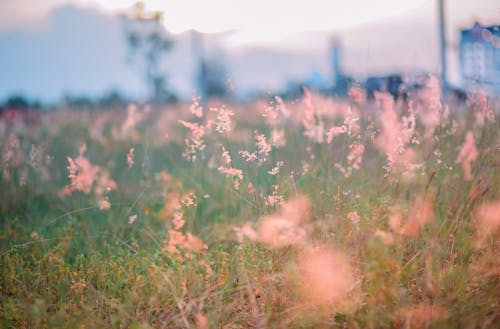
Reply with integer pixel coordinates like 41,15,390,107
293,245,355,307
234,194,310,248
394,303,447,328
374,229,395,246
390,196,434,237
456,131,478,181
474,199,500,236
127,147,135,168
61,145,117,208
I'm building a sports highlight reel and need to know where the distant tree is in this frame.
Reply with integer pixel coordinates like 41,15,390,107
123,2,174,102
197,57,229,99
98,90,128,108
62,94,95,109
3,94,41,109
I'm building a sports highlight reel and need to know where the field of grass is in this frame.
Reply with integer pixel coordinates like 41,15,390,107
1,83,499,328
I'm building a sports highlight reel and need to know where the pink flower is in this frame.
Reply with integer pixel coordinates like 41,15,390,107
294,246,354,306
63,145,117,208
258,214,307,248
233,223,258,243
195,312,208,329
211,107,234,134
99,196,111,210
268,161,284,176
239,150,257,162
271,128,286,147
374,230,395,246
255,132,271,165
179,120,206,161
217,166,243,190
128,214,138,224
172,211,185,229
347,211,360,226
474,200,500,235
66,155,100,194
326,126,346,144
457,131,478,181
127,147,135,168
400,196,435,237
189,96,203,118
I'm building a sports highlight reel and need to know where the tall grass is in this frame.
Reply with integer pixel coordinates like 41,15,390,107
1,82,499,328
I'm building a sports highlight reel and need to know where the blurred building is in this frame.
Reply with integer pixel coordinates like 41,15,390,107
459,22,500,94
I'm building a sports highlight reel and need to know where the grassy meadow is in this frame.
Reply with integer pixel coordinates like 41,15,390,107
1,82,499,328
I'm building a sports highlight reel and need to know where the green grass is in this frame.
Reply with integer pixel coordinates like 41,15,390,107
1,94,499,328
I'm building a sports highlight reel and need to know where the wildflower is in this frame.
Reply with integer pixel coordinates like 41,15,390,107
179,120,206,161
221,147,231,165
129,214,138,224
389,212,403,232
271,128,286,147
181,192,197,207
302,87,325,143
347,211,360,227
416,76,442,136
258,213,307,248
120,104,144,140
62,145,117,208
166,230,207,254
247,182,256,194
233,223,258,243
66,154,99,194
158,192,182,220
167,230,186,254
349,86,365,104
195,312,208,329
2,134,21,173
456,131,478,181
217,166,243,190
280,194,310,224
469,91,494,127
474,199,500,235
335,142,365,178
268,161,284,176
239,150,257,162
261,195,308,247
255,132,271,165
189,96,203,118
99,196,111,210
348,143,364,170
375,93,420,181
28,144,43,169
374,230,395,246
265,185,284,207
326,126,346,144
185,233,207,251
343,106,360,136
172,211,185,229
294,246,354,306
394,304,447,328
234,195,310,248
211,107,234,134
400,196,435,237
127,147,135,168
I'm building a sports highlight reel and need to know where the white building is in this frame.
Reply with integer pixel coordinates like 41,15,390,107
459,22,500,94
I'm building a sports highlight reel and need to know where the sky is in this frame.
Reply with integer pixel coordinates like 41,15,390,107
0,0,499,102
1,1,428,36
3,0,499,46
